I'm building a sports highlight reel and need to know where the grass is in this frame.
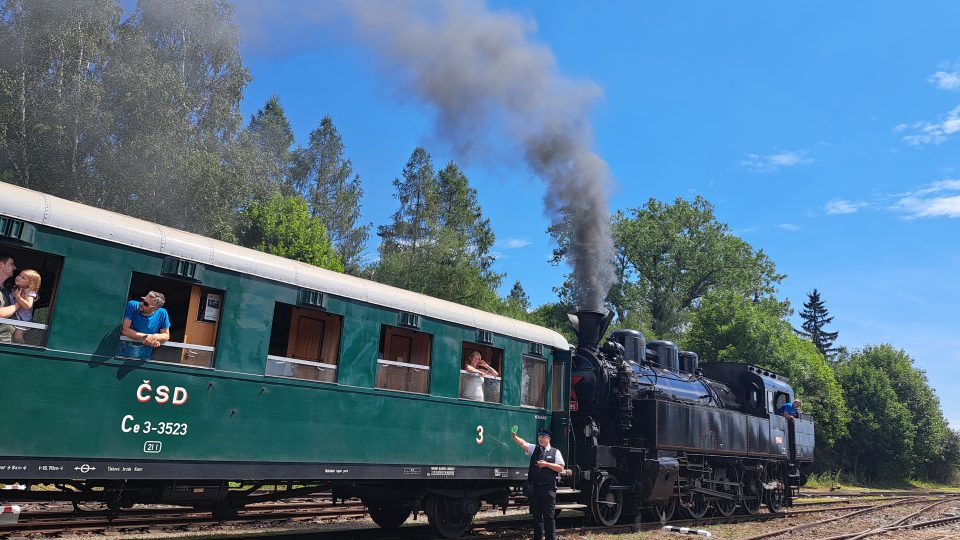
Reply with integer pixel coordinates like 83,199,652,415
804,471,960,493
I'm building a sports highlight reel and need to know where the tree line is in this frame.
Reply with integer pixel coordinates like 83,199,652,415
2,0,955,485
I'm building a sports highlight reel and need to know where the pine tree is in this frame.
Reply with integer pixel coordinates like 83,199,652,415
499,280,531,319
372,148,501,310
797,288,840,359
291,116,370,275
246,95,295,190
506,281,530,311
376,146,438,261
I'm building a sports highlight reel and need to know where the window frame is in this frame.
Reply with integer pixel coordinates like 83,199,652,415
520,354,548,409
115,273,224,368
375,324,433,395
772,391,791,414
0,245,64,349
459,342,504,403
264,303,343,383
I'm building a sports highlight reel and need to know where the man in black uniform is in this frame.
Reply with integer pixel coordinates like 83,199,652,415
511,427,565,540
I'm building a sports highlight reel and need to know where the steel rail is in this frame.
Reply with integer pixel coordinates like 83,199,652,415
0,503,370,535
736,496,926,540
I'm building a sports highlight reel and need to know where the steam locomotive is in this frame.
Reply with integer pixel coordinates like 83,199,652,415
564,310,814,524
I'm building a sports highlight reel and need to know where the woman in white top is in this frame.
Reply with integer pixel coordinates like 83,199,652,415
462,351,498,401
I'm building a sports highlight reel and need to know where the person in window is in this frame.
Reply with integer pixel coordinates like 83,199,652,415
11,268,41,343
777,399,802,420
511,427,564,540
461,351,498,401
0,254,18,343
119,291,171,359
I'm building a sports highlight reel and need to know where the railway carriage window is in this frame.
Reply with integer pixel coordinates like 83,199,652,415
772,392,790,414
116,273,223,367
0,248,63,347
459,343,503,403
520,355,547,408
551,360,564,411
376,325,432,394
746,385,762,409
265,303,341,383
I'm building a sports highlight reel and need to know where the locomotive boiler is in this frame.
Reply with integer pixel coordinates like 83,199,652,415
564,310,814,525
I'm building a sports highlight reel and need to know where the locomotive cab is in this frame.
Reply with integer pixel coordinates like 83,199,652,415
700,362,816,465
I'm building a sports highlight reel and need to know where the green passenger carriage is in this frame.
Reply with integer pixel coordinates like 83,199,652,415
0,184,572,537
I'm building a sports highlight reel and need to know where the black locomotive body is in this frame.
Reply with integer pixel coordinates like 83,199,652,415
564,311,814,525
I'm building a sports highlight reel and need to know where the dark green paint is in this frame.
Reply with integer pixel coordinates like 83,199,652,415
0,223,569,474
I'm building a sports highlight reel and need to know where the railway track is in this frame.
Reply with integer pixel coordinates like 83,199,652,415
2,492,956,539
0,500,370,536
739,495,960,540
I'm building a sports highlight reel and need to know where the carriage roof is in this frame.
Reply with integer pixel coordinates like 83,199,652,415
0,184,570,350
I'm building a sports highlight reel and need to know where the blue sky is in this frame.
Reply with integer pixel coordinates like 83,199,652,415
231,1,960,428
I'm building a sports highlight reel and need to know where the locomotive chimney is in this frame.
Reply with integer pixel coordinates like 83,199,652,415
568,310,613,350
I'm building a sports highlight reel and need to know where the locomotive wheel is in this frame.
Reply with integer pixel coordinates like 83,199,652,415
766,480,786,513
652,497,676,524
712,467,739,517
363,498,411,530
590,474,623,526
679,492,709,520
423,495,477,539
741,472,763,515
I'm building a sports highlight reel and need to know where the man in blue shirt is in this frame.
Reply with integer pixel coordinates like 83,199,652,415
777,399,802,420
119,291,171,359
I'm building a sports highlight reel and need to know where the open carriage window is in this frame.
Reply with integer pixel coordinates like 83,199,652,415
265,303,341,383
116,272,222,367
459,343,503,403
376,325,432,394
521,355,547,408
0,247,63,347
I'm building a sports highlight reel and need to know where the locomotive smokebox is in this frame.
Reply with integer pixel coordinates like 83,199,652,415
568,310,613,350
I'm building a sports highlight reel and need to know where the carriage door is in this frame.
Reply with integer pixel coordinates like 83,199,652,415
550,348,572,452
181,285,221,366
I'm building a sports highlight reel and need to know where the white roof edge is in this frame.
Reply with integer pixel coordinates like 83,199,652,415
0,184,570,350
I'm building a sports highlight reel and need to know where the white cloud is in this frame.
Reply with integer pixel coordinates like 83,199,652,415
901,105,960,145
891,179,960,219
740,150,813,172
893,195,960,219
826,179,960,220
501,238,530,249
913,179,960,195
825,199,865,215
897,63,960,144
779,223,800,231
930,68,960,91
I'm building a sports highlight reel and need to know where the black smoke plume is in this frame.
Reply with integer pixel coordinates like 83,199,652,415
236,0,617,310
